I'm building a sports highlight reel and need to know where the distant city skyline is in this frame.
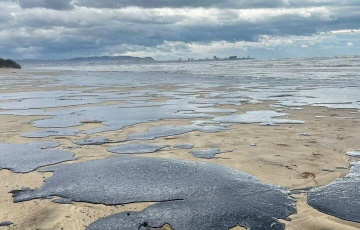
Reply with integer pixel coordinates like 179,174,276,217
0,0,359,60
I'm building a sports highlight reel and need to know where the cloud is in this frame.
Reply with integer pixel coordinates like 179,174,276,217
0,0,359,59
18,0,73,10
347,42,354,46
110,33,358,60
72,0,360,9
15,0,360,10
72,0,286,9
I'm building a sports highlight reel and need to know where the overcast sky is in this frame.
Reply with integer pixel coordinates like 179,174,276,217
0,0,359,60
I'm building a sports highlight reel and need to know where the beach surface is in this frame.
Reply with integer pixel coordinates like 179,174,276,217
0,57,359,229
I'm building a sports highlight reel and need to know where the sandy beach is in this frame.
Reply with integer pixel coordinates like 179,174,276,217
2,0,360,228
0,63,359,229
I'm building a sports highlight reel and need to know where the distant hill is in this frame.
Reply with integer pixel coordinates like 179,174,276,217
17,55,156,65
67,56,155,63
0,58,21,69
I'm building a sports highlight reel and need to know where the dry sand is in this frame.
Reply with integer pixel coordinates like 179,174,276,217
0,74,359,229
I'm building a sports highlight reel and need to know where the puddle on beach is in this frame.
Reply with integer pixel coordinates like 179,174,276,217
107,143,169,154
0,141,75,173
12,156,295,230
308,160,360,222
190,148,222,159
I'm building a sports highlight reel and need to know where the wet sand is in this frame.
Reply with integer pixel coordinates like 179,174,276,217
1,103,359,229
0,68,359,229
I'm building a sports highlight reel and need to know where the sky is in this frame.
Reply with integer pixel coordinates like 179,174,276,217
0,0,359,60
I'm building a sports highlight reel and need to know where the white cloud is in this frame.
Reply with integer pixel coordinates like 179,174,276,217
117,33,341,60
0,1,359,59
6,6,336,28
331,29,360,34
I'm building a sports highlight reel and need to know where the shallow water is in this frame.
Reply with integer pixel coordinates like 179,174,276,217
107,143,168,154
190,148,222,159
308,161,360,223
0,141,75,173
12,156,295,230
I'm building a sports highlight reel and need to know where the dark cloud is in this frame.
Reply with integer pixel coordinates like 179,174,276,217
7,7,343,45
18,0,73,10
72,0,360,9
0,13,329,59
330,7,360,30
0,1,359,59
72,0,288,9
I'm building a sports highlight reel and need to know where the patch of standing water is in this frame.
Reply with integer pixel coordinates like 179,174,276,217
0,141,75,173
308,161,360,223
190,148,221,159
346,151,360,157
12,156,295,230
107,143,168,154
29,103,215,134
127,125,226,140
74,137,116,146
21,128,79,138
173,144,194,149
213,110,304,124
